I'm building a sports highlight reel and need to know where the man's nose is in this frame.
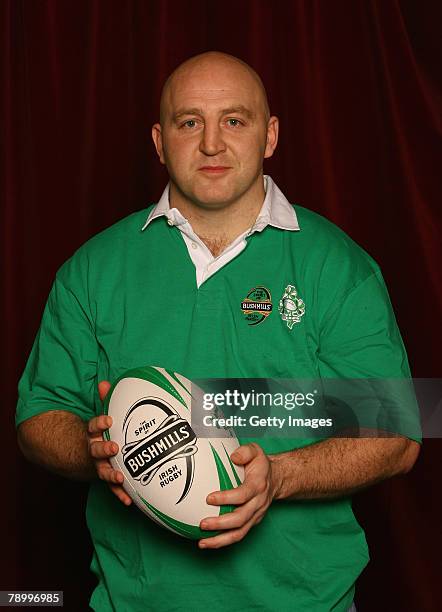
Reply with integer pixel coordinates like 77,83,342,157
199,122,226,156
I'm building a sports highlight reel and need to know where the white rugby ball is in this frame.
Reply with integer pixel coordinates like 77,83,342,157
103,366,244,539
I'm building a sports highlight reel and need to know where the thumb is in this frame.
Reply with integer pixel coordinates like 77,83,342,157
231,443,260,465
98,380,112,402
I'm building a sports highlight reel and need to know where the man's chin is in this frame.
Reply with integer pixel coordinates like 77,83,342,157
191,187,239,210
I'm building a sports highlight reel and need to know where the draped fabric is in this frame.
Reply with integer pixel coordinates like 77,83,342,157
2,1,440,610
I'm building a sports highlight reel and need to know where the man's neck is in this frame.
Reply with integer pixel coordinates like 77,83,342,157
169,176,266,257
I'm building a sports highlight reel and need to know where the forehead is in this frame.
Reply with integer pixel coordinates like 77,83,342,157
165,62,263,114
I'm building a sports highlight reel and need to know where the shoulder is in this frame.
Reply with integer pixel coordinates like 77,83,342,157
56,206,155,286
77,206,153,258
292,205,380,284
294,205,375,262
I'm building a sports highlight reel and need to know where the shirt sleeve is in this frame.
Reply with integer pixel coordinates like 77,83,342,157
317,271,421,441
16,274,99,426
318,271,410,377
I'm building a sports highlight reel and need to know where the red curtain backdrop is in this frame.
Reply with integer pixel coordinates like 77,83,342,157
1,1,441,610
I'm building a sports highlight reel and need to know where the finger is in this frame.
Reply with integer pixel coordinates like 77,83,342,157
109,483,133,506
199,512,259,549
230,442,262,466
200,497,259,532
95,459,124,484
90,439,119,460
88,414,113,435
206,478,261,507
98,380,112,402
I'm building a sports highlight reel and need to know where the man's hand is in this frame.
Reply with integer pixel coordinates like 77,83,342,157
87,380,132,506
198,442,280,549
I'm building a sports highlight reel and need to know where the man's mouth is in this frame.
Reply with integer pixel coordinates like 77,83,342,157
198,166,231,174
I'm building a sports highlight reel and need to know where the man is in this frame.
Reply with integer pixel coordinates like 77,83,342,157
17,52,419,611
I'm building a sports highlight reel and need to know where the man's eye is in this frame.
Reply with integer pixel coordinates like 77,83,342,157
227,119,242,127
182,119,197,128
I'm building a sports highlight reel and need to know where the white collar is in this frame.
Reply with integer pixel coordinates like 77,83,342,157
141,175,300,233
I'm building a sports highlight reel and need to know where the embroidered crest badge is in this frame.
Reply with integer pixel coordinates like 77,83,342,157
278,284,305,329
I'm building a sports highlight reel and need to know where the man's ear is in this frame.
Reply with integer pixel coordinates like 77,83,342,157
152,123,166,165
264,116,279,159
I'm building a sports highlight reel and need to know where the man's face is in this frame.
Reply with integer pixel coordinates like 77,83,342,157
152,60,278,210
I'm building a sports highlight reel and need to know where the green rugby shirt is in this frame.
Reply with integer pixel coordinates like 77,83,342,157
17,195,414,611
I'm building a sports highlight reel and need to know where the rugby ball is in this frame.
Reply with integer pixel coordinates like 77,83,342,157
103,366,244,539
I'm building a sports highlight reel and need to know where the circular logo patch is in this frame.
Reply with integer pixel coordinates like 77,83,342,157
241,286,273,326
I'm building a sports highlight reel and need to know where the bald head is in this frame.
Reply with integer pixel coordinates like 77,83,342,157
159,51,270,125
151,51,279,214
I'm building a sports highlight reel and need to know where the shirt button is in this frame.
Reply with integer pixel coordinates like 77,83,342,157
167,219,174,226
191,242,198,249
